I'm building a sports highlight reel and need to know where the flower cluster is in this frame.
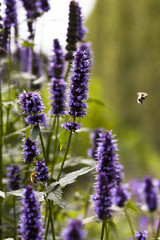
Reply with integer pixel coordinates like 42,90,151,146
19,91,46,126
7,165,22,190
19,185,44,240
143,176,158,212
62,218,86,240
23,137,39,163
34,159,49,182
37,0,50,13
135,230,148,240
62,121,81,132
4,0,18,28
114,185,129,207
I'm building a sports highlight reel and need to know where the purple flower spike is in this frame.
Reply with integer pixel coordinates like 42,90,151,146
50,78,66,115
23,137,39,163
34,159,49,182
4,0,18,27
49,39,64,79
135,230,148,240
19,91,44,115
7,165,23,190
97,130,123,187
68,50,90,118
115,185,129,207
62,121,81,132
88,128,103,160
37,0,50,13
25,113,46,126
19,185,44,240
62,218,86,240
144,176,158,212
91,172,112,220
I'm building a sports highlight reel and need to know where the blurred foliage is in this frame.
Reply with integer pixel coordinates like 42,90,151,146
81,0,160,179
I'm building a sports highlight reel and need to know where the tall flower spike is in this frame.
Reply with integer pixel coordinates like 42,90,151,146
23,137,39,163
91,172,112,220
88,128,103,160
50,78,66,115
62,218,86,240
49,39,64,79
143,176,158,212
135,230,148,240
114,185,129,208
97,130,123,188
34,159,49,182
68,50,90,118
65,1,86,60
19,185,44,240
4,0,18,27
7,165,23,190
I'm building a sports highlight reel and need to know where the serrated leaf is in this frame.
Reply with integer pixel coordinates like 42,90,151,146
59,167,94,188
83,216,97,224
6,189,24,197
0,191,5,198
22,40,34,48
108,220,118,238
125,200,139,213
59,129,70,150
46,184,65,208
25,125,33,141
30,125,40,141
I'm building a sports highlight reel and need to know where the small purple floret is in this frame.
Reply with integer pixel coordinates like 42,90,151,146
62,121,81,132
23,137,39,163
7,165,22,190
34,159,49,182
25,113,46,126
88,128,103,160
19,185,44,240
135,230,148,240
115,185,129,207
62,218,86,240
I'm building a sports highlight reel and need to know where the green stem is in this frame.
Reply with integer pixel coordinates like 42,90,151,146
46,116,56,164
6,37,11,134
124,209,135,240
100,220,105,240
65,62,71,81
44,200,56,240
39,126,46,160
0,67,3,240
13,196,17,239
49,204,56,240
151,212,155,236
155,216,160,240
44,210,50,240
105,221,109,240
57,130,72,181
51,116,59,176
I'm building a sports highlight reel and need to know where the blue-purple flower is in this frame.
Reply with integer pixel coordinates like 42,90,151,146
62,121,81,132
4,0,18,27
68,50,90,118
114,185,129,207
143,176,158,212
49,78,66,115
25,113,46,126
19,91,44,115
97,130,123,187
37,0,50,13
34,159,49,182
135,230,148,240
7,165,23,190
62,218,86,240
88,128,103,160
91,171,112,220
23,137,39,163
19,185,44,240
49,39,64,79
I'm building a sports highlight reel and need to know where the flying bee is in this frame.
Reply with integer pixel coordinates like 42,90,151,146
137,92,148,104
30,173,37,183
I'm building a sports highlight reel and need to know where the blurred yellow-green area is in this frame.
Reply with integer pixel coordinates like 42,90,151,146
79,0,160,180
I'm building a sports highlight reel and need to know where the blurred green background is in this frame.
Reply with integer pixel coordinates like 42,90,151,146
79,0,160,179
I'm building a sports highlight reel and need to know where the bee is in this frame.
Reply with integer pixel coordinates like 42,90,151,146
137,92,148,104
30,173,37,183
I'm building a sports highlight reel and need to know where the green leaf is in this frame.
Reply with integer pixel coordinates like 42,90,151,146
125,200,139,213
25,125,33,141
22,40,34,48
59,167,94,188
6,189,24,197
59,129,70,150
108,220,118,238
83,216,97,224
0,191,5,198
5,128,26,139
30,125,40,141
87,97,106,107
46,184,65,208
